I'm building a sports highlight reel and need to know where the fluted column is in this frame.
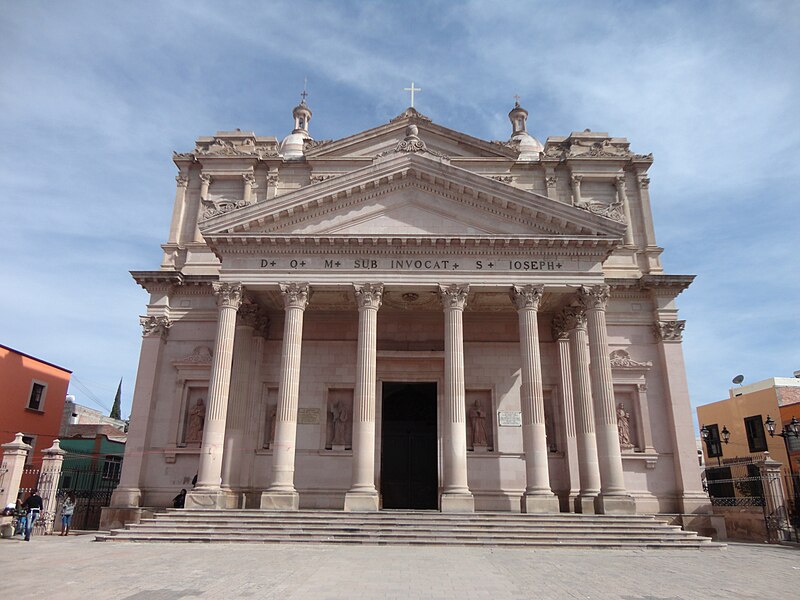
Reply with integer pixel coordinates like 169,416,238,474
240,318,268,502
578,285,635,514
563,306,601,513
345,283,383,511
439,284,474,512
261,283,310,510
187,283,243,509
511,285,559,513
551,315,580,510
616,175,635,247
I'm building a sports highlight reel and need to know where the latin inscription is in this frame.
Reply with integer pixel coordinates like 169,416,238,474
498,411,523,427
258,257,566,272
297,408,321,425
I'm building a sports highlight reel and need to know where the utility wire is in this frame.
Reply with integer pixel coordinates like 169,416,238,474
69,375,113,414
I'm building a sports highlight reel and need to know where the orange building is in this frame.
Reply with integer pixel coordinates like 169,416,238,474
0,344,72,488
696,377,800,476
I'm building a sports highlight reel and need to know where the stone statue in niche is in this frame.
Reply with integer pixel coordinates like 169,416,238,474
617,402,634,449
267,404,277,448
469,400,489,449
330,400,349,447
186,398,206,444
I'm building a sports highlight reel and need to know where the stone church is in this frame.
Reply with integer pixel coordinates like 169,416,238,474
104,94,708,526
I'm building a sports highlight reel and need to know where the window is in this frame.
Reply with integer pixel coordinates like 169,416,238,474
744,415,768,453
28,382,46,411
21,435,36,465
102,456,122,481
705,424,722,458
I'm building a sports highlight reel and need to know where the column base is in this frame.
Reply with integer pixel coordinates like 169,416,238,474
99,506,156,530
344,491,379,512
441,493,475,513
594,494,636,515
574,494,599,514
109,486,143,509
185,489,240,509
678,493,713,515
521,493,560,514
260,490,299,510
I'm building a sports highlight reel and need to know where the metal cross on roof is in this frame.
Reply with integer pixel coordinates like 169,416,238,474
404,82,421,108
513,94,521,104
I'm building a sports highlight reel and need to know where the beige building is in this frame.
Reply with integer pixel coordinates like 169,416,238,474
104,98,707,526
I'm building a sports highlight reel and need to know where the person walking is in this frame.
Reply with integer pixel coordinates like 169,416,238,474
60,491,76,536
13,498,26,537
22,489,43,541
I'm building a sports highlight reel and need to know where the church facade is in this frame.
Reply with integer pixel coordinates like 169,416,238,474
106,98,708,524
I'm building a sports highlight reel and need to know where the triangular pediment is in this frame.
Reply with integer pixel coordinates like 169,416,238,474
306,108,516,160
201,152,627,241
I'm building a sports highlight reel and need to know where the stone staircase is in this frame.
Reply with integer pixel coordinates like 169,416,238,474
96,510,723,549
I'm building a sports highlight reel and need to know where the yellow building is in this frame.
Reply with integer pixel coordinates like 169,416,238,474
697,377,800,475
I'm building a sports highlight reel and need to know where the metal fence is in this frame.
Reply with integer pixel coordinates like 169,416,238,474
57,456,121,530
705,459,764,507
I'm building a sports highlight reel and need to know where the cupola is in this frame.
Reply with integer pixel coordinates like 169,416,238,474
280,92,313,159
508,99,543,161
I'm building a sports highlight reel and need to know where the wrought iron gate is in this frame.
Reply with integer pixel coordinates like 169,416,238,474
57,454,121,531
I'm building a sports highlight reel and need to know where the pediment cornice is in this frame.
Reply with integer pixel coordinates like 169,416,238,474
200,153,627,240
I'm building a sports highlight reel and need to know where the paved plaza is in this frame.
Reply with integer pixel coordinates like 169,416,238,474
2,534,799,599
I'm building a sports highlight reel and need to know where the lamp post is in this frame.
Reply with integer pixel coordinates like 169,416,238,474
764,415,800,479
701,424,730,467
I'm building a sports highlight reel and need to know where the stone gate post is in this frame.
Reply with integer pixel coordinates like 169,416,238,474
39,440,66,535
759,454,790,542
0,433,32,509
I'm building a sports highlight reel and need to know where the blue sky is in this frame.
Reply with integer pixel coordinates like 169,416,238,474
2,1,798,425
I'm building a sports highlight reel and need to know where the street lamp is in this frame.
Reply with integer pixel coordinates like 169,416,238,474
701,424,729,466
764,415,800,479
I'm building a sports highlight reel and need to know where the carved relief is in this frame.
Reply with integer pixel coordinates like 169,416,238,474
609,349,653,369
140,315,172,337
561,306,587,331
279,282,311,310
310,174,337,183
193,136,279,158
389,107,432,123
654,320,685,342
354,283,384,309
376,124,448,159
574,197,626,223
177,346,213,364
175,174,189,188
638,175,650,189
550,314,570,340
490,175,514,183
466,390,493,451
185,397,206,444
238,300,269,336
616,402,634,450
262,386,278,449
545,175,558,188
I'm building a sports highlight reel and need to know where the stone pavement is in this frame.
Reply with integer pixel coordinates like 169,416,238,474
2,534,798,599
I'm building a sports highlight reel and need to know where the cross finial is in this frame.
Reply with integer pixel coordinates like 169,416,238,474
300,77,308,102
513,94,521,106
404,81,421,108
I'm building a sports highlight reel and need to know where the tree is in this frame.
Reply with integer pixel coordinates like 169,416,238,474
110,378,122,420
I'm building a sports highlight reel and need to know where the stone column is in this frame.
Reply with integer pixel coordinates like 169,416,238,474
511,285,559,513
545,169,558,201
616,175,635,247
654,318,710,514
187,282,243,509
579,285,635,514
345,283,383,511
195,172,212,241
439,284,474,512
0,433,32,509
240,318,268,505
570,174,583,206
266,172,279,200
220,300,265,503
759,455,791,542
167,173,189,244
563,306,601,513
551,317,580,510
110,315,171,509
261,283,310,510
38,440,65,535
635,171,657,247
243,173,256,204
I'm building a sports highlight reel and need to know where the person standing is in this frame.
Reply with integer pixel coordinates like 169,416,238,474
60,492,76,536
22,489,43,541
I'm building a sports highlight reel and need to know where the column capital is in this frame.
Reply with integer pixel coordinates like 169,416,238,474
140,315,172,338
615,174,627,191
546,175,558,189
243,172,257,186
200,172,213,185
654,319,685,342
439,284,469,310
550,313,570,340
510,284,544,311
354,283,384,310
562,306,587,332
175,174,189,188
279,282,310,310
638,175,650,189
577,284,610,311
238,299,270,336
571,174,583,187
212,282,243,310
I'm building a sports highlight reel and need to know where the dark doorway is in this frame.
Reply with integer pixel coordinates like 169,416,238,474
380,382,438,509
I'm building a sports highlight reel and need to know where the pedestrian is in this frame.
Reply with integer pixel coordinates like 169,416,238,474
13,498,26,536
22,489,43,541
173,488,187,508
60,491,76,536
